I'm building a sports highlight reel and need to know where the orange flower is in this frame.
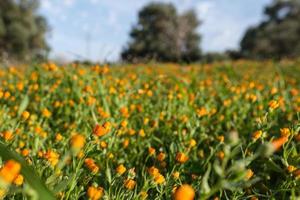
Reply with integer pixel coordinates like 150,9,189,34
2,131,13,141
93,123,111,137
124,179,136,190
271,136,288,151
174,184,195,200
148,147,156,156
293,169,300,179
280,128,290,137
0,160,21,184
120,107,129,118
197,107,207,117
123,139,129,148
245,169,254,180
252,130,262,140
70,134,86,149
268,100,279,110
217,151,225,160
116,164,126,175
148,166,159,177
157,152,166,161
44,150,59,166
121,120,128,128
85,158,99,174
21,149,30,157
287,165,296,173
21,111,30,120
176,152,189,163
87,186,104,200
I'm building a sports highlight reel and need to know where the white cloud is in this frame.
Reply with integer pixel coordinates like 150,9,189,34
41,0,52,10
63,0,75,7
196,1,215,18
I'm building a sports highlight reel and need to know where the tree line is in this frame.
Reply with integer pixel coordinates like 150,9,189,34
1,0,300,62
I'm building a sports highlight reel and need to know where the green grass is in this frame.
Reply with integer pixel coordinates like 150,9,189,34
0,61,299,199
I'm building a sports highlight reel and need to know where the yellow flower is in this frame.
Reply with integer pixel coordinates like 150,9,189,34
87,186,104,200
100,141,107,148
0,189,6,199
245,169,254,180
139,129,146,137
172,171,180,179
42,108,52,118
139,191,148,199
70,134,86,149
154,173,165,184
280,128,290,137
143,118,149,125
217,135,224,143
55,133,63,142
21,111,30,120
13,174,24,186
124,179,136,190
116,164,126,175
189,139,197,148
174,184,195,200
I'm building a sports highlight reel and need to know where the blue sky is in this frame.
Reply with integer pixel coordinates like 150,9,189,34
40,0,272,62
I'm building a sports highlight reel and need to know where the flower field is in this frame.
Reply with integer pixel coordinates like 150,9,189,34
0,61,299,200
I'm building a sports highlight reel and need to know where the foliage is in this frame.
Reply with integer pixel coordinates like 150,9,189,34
0,61,299,199
121,3,201,63
0,0,49,61
241,0,300,59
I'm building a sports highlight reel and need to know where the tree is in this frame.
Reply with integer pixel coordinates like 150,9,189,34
0,0,49,60
121,2,201,63
240,0,300,59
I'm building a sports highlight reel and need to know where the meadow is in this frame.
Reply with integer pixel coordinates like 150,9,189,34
0,61,299,200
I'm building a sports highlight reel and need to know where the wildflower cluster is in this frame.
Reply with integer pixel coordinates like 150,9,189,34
0,61,299,199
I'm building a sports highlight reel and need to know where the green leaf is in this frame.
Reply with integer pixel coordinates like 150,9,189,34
201,163,211,194
17,95,29,116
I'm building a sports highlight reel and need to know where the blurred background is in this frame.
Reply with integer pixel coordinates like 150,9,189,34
1,0,300,64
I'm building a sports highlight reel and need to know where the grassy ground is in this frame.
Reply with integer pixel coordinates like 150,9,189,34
0,61,299,199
